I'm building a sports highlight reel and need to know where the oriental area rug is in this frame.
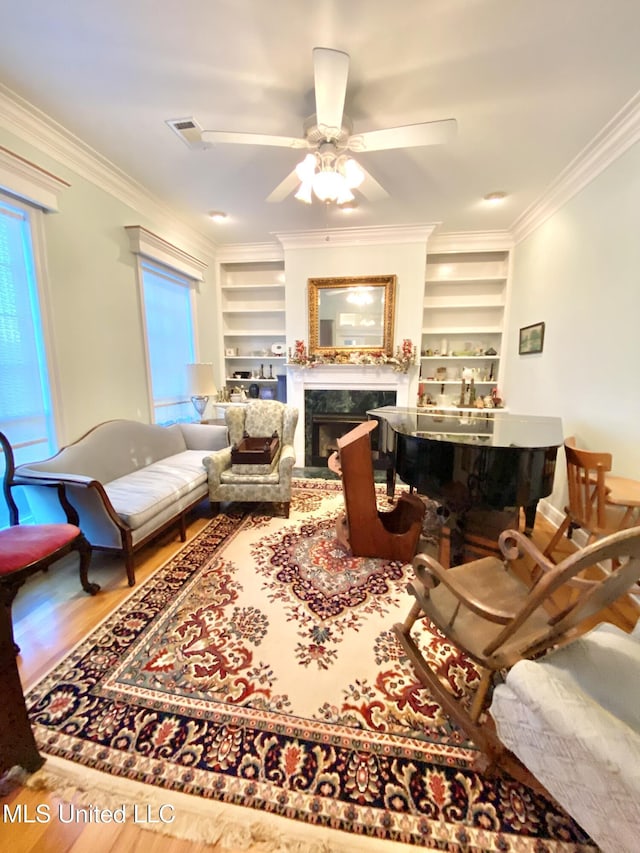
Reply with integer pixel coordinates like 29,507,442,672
24,479,596,852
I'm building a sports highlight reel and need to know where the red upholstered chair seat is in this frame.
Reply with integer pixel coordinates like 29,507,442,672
1,429,99,663
0,523,83,574
0,430,99,777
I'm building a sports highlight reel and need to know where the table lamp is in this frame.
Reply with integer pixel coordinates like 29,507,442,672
186,363,217,419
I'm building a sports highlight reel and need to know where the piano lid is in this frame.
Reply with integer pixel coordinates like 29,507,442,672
367,406,564,450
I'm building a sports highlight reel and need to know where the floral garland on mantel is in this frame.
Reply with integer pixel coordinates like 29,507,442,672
288,338,417,373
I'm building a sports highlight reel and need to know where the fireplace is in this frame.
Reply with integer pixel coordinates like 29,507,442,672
304,389,396,467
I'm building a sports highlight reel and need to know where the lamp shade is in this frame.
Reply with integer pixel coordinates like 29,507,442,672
186,363,217,396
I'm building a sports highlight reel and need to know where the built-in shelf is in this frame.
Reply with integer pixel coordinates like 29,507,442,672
225,355,286,360
420,250,509,405
221,283,283,291
222,308,286,314
219,260,286,396
420,379,495,385
226,377,278,383
224,330,285,337
421,355,499,361
422,326,504,334
423,298,505,309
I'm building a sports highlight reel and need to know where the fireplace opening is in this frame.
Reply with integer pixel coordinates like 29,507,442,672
304,389,396,467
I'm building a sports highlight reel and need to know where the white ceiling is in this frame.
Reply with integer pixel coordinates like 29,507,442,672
1,0,640,245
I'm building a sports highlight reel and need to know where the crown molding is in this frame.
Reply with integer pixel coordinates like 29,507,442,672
511,89,640,244
0,84,218,259
0,144,70,211
216,242,284,263
428,230,514,253
273,223,438,250
4,80,638,261
125,226,207,281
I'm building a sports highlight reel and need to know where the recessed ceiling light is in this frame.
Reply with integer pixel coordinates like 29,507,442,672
208,210,228,222
482,191,507,204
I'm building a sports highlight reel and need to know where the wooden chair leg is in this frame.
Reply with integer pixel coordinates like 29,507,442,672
469,669,492,723
76,534,100,595
125,553,136,587
282,501,290,518
0,603,45,773
210,501,220,516
393,621,495,751
393,620,548,792
542,514,571,562
0,580,23,655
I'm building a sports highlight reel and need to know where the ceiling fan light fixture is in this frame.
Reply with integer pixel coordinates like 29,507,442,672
295,153,317,182
336,184,355,204
294,181,313,204
343,157,364,189
312,168,343,202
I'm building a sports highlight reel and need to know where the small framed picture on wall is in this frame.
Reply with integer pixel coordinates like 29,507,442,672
519,322,545,355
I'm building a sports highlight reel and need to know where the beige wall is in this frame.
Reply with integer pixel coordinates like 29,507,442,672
504,139,640,517
280,237,428,462
0,126,219,447
3,113,639,520
282,236,428,393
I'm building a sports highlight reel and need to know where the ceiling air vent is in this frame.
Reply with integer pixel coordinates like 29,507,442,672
165,117,204,148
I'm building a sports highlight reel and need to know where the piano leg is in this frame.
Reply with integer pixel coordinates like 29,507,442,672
523,502,538,535
439,506,521,567
385,464,397,501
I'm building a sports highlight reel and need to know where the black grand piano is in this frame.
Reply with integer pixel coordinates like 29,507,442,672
368,406,564,562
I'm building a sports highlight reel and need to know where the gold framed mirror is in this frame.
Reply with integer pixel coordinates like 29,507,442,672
308,274,396,357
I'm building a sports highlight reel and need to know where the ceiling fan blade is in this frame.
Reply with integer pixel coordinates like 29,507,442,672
313,47,349,133
201,130,308,149
348,118,457,152
356,164,389,202
266,169,301,203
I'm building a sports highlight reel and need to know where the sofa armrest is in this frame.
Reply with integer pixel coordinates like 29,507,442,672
16,470,128,540
15,467,95,487
179,422,229,452
202,446,232,486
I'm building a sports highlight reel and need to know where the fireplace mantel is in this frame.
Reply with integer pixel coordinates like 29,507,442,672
286,363,414,465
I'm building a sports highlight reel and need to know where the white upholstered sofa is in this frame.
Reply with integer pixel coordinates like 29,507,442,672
490,621,640,853
15,419,228,585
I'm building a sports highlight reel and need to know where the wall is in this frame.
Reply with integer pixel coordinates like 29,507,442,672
279,232,429,462
0,126,219,447
283,235,428,342
504,139,640,514
5,101,639,510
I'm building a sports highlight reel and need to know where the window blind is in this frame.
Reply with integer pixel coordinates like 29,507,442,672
0,198,55,527
140,260,195,425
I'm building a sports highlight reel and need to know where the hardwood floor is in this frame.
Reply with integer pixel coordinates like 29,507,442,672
1,500,637,852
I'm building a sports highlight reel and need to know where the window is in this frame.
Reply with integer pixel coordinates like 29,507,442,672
127,225,207,427
139,260,196,425
0,196,57,527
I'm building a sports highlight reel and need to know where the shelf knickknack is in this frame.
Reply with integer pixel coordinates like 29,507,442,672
288,338,417,373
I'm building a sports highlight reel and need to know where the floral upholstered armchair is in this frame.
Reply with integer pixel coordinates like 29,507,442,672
202,400,298,517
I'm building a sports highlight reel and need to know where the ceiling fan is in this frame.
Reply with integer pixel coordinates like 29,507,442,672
168,48,457,205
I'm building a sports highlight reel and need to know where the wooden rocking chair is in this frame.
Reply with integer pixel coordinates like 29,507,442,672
393,524,640,786
328,420,426,563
